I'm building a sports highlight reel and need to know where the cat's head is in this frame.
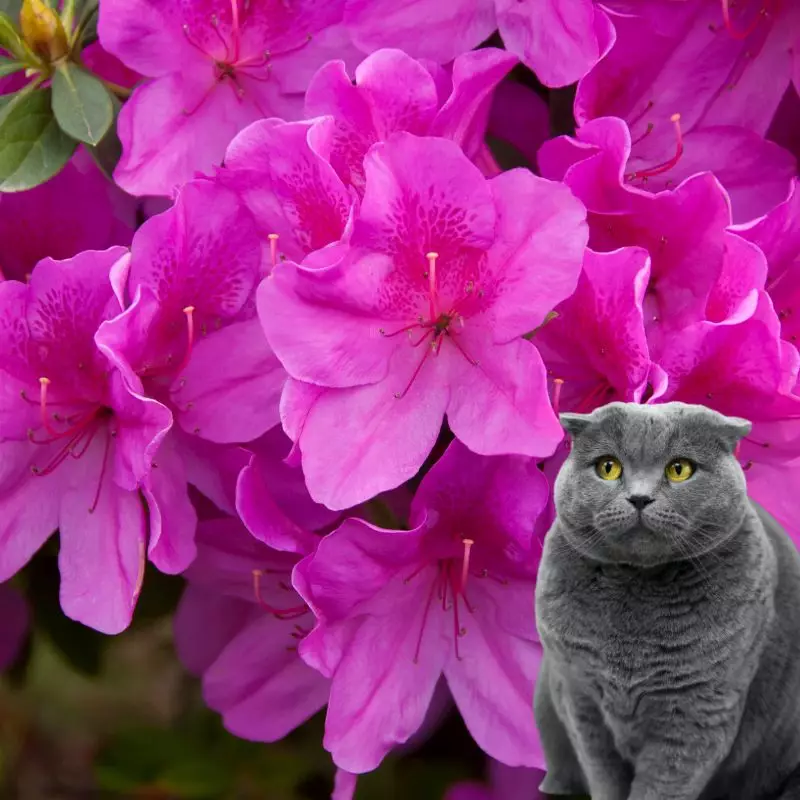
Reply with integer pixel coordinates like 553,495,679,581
554,401,751,567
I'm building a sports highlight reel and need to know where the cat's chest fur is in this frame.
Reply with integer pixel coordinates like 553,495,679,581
536,522,776,757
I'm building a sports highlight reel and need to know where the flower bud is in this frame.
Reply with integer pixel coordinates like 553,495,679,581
19,0,68,62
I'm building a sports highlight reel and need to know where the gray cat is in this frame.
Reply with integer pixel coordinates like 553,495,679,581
534,401,800,800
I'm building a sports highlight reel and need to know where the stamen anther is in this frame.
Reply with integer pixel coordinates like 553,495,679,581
552,378,564,416
268,233,279,268
460,539,474,592
625,113,684,181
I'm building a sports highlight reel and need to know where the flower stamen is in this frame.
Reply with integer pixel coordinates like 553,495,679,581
252,569,308,619
625,113,684,181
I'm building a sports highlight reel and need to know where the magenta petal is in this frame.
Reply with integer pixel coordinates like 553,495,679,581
486,79,550,168
298,361,449,510
141,433,197,574
128,179,262,318
175,318,285,443
98,0,200,77
444,784,492,800
445,578,544,768
487,169,587,340
174,585,250,676
344,0,496,64
0,442,60,581
58,460,144,634
446,336,562,459
114,74,268,196
496,0,603,87
203,612,329,742
257,264,394,389
222,118,351,261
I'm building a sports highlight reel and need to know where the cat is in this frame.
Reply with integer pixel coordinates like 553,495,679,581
534,401,800,800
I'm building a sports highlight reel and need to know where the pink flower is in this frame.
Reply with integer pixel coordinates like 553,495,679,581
260,133,588,509
735,179,800,349
97,178,285,573
0,151,136,283
98,0,362,196
535,247,654,413
575,3,798,222
218,117,352,267
653,291,800,541
174,515,329,742
344,0,615,88
294,439,549,772
0,249,172,633
538,117,766,357
444,762,547,800
304,47,517,191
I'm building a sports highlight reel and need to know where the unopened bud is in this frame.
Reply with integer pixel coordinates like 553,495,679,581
20,0,68,62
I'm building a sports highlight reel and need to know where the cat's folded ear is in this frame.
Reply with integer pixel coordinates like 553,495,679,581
560,412,592,437
706,410,752,451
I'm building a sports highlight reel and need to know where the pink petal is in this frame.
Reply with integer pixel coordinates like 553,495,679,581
344,0,496,64
58,455,144,634
128,179,262,319
174,584,250,675
297,352,449,509
535,246,653,409
486,169,588,340
98,0,200,77
0,441,60,581
257,262,395,389
114,74,271,196
486,79,550,168
333,770,359,800
496,0,604,87
174,318,285,443
444,784,492,800
446,336,562,459
222,118,351,261
411,439,550,578
203,612,330,741
178,433,249,515
141,432,197,574
445,578,544,768
706,233,767,324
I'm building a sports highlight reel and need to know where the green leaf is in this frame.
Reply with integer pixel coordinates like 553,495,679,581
86,91,122,180
51,62,113,145
0,11,26,60
0,54,23,76
0,87,77,191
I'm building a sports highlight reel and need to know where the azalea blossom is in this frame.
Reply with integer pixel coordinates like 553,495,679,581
0,248,171,633
294,440,549,772
576,2,799,221
97,178,285,572
260,132,588,509
98,0,362,196
304,47,517,191
344,0,615,88
174,515,329,743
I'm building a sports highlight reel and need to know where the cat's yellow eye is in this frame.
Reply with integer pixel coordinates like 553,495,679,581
665,458,695,483
595,456,623,481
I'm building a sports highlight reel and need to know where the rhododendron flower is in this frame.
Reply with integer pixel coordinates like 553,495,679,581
218,117,352,267
0,583,28,671
538,118,769,353
97,179,285,572
0,151,136,283
535,247,654,414
294,440,548,772
174,516,329,742
345,0,614,88
0,249,171,633
576,3,798,221
261,133,588,508
653,291,800,540
539,113,790,228
304,47,517,191
736,179,800,349
98,0,361,196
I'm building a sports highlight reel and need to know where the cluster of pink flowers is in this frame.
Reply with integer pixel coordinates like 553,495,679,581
1,0,799,795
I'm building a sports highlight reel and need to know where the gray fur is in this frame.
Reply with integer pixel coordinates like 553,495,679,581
534,401,800,800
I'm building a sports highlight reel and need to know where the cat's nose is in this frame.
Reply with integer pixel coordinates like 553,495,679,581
627,495,654,510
